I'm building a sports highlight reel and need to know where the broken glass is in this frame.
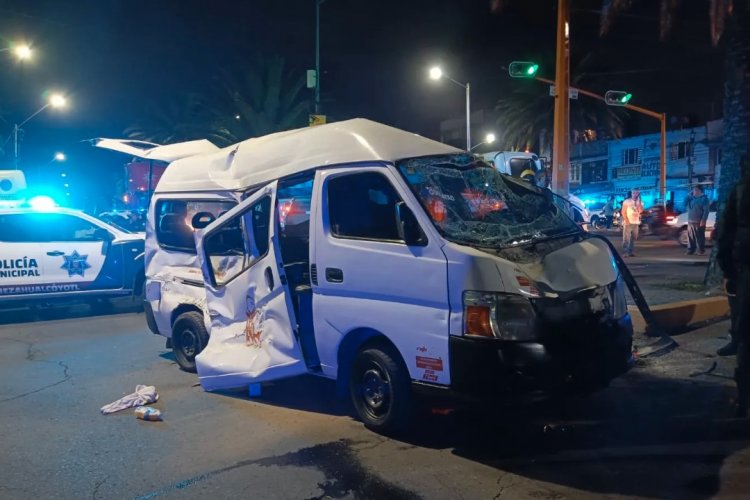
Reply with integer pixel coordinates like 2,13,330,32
397,154,579,248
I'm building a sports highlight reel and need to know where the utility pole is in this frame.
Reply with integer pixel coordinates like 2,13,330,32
551,0,570,195
315,0,326,115
465,83,471,150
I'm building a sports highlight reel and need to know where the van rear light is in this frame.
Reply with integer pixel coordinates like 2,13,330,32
465,305,493,337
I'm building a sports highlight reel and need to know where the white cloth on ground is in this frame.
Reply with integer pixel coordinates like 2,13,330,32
100,385,159,414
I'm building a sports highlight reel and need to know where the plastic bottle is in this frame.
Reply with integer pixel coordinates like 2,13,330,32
134,406,162,421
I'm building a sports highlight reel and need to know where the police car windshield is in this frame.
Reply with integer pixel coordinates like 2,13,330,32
397,154,578,248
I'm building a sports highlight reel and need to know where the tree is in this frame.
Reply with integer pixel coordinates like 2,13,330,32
599,0,750,286
124,92,223,145
126,56,312,147
210,55,311,144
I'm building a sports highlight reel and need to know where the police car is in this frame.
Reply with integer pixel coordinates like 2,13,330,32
0,206,145,305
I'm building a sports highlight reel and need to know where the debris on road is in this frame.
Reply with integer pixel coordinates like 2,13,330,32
135,406,163,421
100,385,159,414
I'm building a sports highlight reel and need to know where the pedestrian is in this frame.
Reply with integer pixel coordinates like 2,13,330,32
621,188,643,257
717,154,750,416
684,184,711,255
603,196,615,229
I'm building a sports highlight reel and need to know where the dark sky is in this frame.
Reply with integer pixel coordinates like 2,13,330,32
0,0,722,207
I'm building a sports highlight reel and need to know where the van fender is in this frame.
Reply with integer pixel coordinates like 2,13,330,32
335,328,404,398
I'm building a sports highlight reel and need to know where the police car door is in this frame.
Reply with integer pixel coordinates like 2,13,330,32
40,213,110,290
194,181,307,391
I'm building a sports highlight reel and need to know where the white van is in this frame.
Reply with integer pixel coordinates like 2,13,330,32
101,119,633,432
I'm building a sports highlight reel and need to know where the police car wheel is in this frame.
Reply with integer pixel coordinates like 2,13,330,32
350,346,413,434
172,311,208,373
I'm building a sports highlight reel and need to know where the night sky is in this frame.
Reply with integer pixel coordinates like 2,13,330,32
0,0,722,209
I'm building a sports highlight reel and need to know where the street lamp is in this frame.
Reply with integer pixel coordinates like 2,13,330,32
470,133,496,152
429,66,471,150
13,93,68,169
1,43,32,61
55,152,66,162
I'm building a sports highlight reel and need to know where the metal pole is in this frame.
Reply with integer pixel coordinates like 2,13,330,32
551,0,570,195
13,124,19,170
660,113,667,206
465,83,471,151
315,0,323,115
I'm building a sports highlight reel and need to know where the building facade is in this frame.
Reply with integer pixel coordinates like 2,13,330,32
570,119,722,210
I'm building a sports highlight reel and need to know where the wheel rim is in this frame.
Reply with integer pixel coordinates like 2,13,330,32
178,327,199,359
360,364,391,419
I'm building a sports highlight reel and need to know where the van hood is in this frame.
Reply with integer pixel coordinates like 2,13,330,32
514,237,617,296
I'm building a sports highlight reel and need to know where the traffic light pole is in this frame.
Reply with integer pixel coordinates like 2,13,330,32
536,75,668,207
551,0,570,196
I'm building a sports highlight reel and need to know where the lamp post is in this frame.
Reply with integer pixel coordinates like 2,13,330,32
1,43,32,61
429,66,471,151
470,133,496,152
13,93,67,169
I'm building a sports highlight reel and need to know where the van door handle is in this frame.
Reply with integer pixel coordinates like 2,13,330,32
325,267,343,283
264,266,275,291
47,250,64,256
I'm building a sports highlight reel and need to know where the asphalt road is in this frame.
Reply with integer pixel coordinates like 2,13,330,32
1,306,749,499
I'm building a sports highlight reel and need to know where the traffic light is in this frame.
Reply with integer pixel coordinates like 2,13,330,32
605,90,633,106
508,61,539,78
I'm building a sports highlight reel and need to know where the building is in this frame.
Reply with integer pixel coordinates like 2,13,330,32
570,119,722,210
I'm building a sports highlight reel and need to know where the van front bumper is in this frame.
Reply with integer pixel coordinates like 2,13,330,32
444,313,634,401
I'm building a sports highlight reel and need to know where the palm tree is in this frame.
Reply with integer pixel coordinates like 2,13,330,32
126,56,312,147
211,55,311,144
598,0,750,286
125,92,223,145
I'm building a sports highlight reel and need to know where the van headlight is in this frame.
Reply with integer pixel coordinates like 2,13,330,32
612,275,628,319
463,291,538,340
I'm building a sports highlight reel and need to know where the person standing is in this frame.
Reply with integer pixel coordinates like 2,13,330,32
684,185,711,255
717,155,750,416
603,196,615,229
621,189,643,257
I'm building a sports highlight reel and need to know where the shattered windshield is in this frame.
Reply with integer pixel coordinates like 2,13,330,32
397,154,579,248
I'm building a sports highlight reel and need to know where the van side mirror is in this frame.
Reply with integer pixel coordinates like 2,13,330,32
395,201,427,246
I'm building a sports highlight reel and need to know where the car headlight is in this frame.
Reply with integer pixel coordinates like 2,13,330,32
612,275,627,319
463,291,538,341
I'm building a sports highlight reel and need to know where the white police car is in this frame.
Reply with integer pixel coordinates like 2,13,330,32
0,205,145,305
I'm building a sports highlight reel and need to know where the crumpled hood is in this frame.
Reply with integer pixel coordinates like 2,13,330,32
516,237,618,295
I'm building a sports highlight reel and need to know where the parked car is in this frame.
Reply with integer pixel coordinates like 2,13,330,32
667,211,717,247
0,206,145,306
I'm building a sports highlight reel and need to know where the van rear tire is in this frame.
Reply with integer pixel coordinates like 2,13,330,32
172,311,208,373
349,345,413,434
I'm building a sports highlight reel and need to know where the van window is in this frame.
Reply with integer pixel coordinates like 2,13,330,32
203,196,271,287
155,200,236,253
327,172,403,242
0,213,107,242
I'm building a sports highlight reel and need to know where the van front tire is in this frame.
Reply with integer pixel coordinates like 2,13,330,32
172,311,208,373
349,346,413,434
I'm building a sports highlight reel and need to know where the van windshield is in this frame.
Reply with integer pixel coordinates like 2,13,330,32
397,154,579,248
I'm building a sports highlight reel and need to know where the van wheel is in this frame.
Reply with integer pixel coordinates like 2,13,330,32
172,311,208,372
349,345,413,434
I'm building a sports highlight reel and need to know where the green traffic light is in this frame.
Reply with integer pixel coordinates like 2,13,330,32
620,93,632,103
509,61,539,78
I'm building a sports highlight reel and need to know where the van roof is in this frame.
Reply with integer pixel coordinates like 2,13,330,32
155,118,462,193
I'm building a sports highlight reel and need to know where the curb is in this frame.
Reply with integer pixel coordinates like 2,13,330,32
628,296,730,334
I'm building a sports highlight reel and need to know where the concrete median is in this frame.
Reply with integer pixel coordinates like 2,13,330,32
628,295,730,334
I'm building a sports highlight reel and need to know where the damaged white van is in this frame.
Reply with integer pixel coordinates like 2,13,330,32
119,119,634,432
